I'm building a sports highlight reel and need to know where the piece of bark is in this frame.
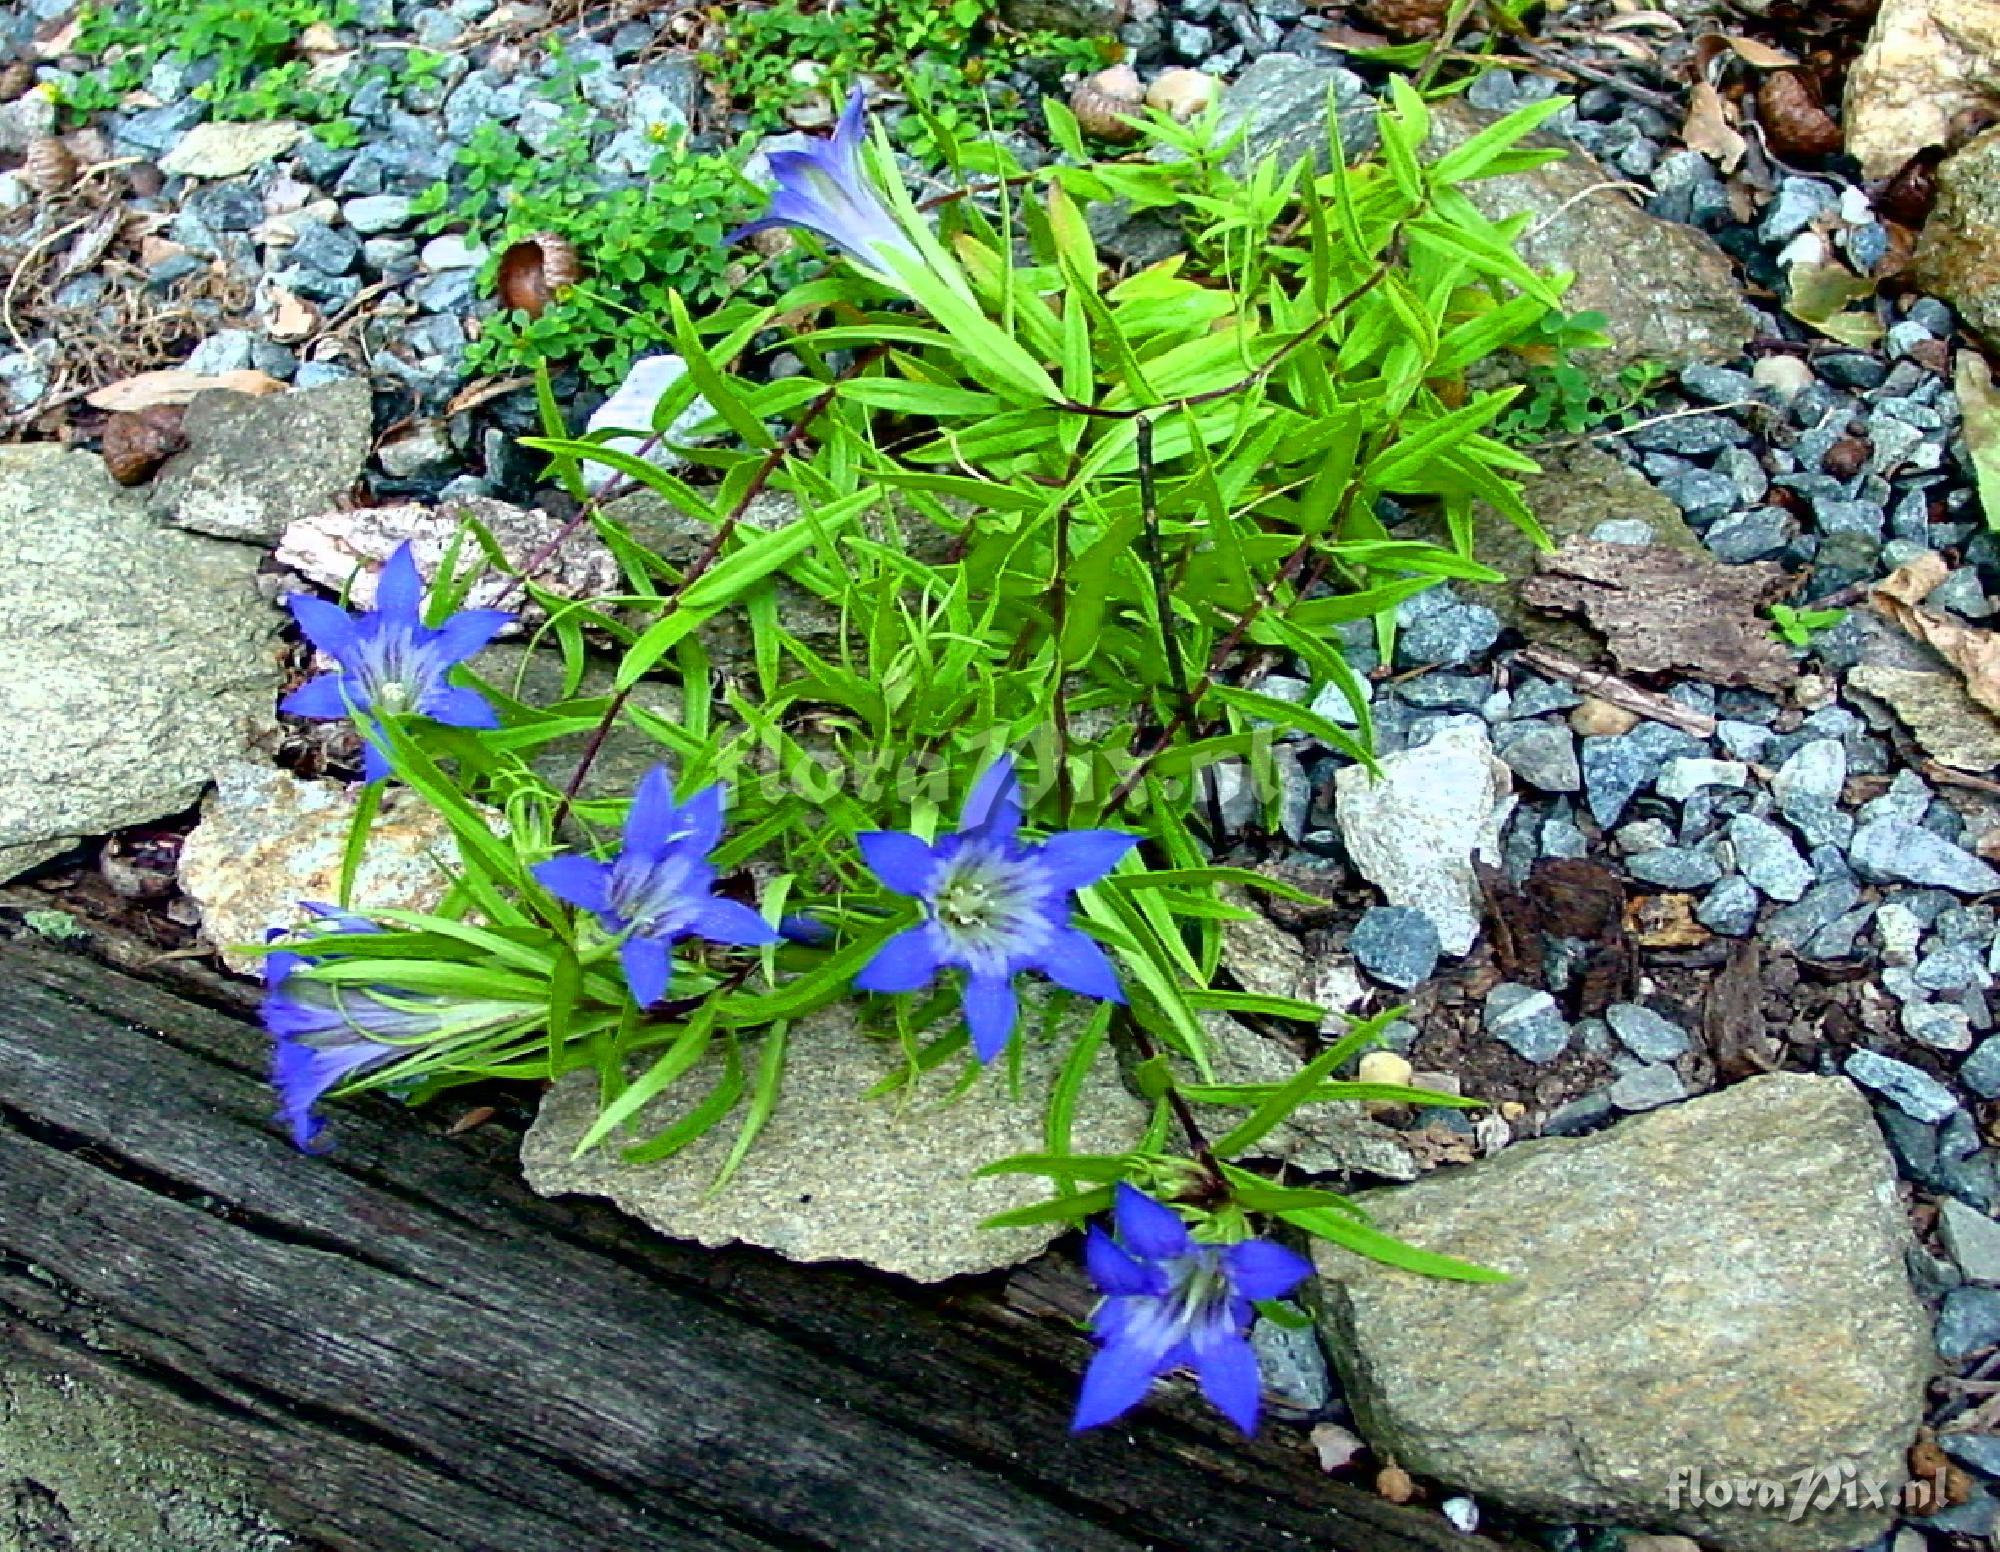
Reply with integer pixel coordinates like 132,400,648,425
1704,939,1779,1082
1519,540,1797,692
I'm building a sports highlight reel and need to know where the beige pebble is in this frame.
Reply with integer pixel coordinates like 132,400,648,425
1358,1050,1414,1088
1570,697,1641,738
1410,1070,1463,1097
1145,67,1220,122
1623,1538,1703,1552
1751,354,1814,402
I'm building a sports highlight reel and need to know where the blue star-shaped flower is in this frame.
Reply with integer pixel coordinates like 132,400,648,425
261,912,437,1152
1074,1183,1313,1436
280,542,513,783
728,86,927,287
532,766,779,1008
853,755,1135,1063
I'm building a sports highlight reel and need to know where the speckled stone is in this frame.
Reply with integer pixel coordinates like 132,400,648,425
522,995,1148,1281
1317,1075,1931,1552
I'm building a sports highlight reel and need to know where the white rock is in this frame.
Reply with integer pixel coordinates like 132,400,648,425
178,762,478,973
1334,723,1514,957
420,233,489,272
159,120,304,179
580,354,716,493
1655,757,1748,802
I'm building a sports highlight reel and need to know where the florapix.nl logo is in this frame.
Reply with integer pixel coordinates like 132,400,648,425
1667,1463,1947,1523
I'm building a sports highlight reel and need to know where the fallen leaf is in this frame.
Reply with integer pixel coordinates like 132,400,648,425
1682,81,1748,172
264,286,318,344
1725,34,1799,67
1705,939,1777,1080
1784,260,1884,347
85,369,285,412
55,205,126,284
1871,586,2000,722
1624,893,1708,949
1878,549,1950,606
1519,539,1798,691
1956,350,2000,533
1850,664,2000,772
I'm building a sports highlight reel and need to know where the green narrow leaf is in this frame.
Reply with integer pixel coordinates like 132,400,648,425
709,1022,786,1195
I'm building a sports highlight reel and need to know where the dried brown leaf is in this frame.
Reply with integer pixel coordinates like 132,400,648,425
1725,34,1799,67
1683,81,1748,173
54,205,126,284
1878,549,1950,606
1519,538,1798,691
265,286,317,344
85,368,286,412
1872,587,2000,721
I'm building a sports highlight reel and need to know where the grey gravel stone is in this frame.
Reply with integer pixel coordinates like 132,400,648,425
1727,813,1813,902
1608,1062,1687,1112
1317,1074,1930,1552
1966,1039,2000,1099
1485,982,1571,1063
1582,721,1702,827
1938,1285,2000,1360
1251,1310,1333,1416
1845,1049,1960,1122
1850,820,2000,893
1349,906,1442,990
1607,1003,1692,1062
1767,880,1862,950
1904,1001,1975,1052
341,193,413,234
1698,875,1762,935
1628,846,1724,889
1945,1198,2000,1286
1494,720,1580,793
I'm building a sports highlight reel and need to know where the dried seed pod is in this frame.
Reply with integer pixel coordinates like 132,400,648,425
1069,63,1145,145
101,403,188,487
495,231,582,319
1144,67,1219,123
1875,146,1944,228
0,59,35,102
21,134,75,195
1375,1464,1417,1504
1757,71,1842,160
1357,0,1450,40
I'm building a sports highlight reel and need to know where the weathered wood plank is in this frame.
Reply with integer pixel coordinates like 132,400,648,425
0,937,1501,1552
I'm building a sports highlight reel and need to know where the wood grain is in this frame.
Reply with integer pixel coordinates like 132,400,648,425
0,937,1508,1552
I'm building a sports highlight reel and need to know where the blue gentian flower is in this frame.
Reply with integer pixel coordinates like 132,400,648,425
262,916,439,1152
533,766,779,1008
853,755,1135,1063
1073,1183,1314,1436
729,86,928,287
280,542,513,783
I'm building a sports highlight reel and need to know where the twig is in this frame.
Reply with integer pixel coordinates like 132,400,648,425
1923,762,2000,799
2,212,94,353
1512,38,1686,116
1513,646,1720,737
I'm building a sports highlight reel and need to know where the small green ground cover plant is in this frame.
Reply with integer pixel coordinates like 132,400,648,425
412,43,768,389
64,0,360,122
268,80,1581,1436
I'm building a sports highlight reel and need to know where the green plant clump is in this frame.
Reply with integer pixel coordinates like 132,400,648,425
413,46,767,389
68,0,359,122
702,0,1104,159
279,82,1583,1314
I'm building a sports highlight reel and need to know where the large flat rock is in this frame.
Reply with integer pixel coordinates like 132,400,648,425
1315,1073,1933,1552
523,995,1147,1282
0,445,280,881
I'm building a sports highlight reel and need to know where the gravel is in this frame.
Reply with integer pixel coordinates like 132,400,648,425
1845,1049,1961,1122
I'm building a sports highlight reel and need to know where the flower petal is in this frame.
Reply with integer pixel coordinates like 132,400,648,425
687,896,779,947
376,542,425,623
533,855,613,914
958,754,1021,842
1191,1328,1263,1436
624,766,680,855
270,1032,395,1152
620,935,673,1008
1033,926,1125,1004
853,924,943,993
359,732,393,785
280,673,351,720
1113,1182,1191,1260
668,782,725,855
431,608,514,663
425,684,500,730
961,970,1018,1063
858,830,938,897
1084,1224,1162,1297
1071,1335,1163,1433
1225,1238,1314,1302
1034,829,1138,892
289,594,359,658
